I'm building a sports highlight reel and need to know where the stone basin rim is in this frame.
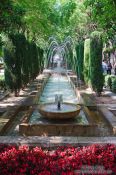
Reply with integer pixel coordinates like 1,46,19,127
38,103,81,120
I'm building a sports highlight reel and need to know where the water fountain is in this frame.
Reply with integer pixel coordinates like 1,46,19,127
19,37,100,136
38,54,81,120
0,37,114,137
38,96,81,120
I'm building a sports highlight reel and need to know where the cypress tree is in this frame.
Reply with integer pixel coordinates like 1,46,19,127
20,35,29,88
75,41,84,81
38,47,44,73
83,39,90,85
90,31,104,96
27,41,33,81
9,34,22,96
3,38,15,92
30,42,39,79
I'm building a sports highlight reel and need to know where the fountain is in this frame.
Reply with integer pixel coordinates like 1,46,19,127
38,94,81,120
39,44,81,120
19,37,98,136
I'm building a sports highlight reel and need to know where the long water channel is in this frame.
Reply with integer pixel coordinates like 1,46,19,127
4,73,112,136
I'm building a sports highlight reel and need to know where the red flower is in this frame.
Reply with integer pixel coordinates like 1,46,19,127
0,144,116,174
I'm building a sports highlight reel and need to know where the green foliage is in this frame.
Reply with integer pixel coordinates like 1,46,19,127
3,36,16,91
0,0,25,32
84,0,116,39
15,0,88,43
75,41,84,81
90,31,104,94
104,75,112,89
29,42,39,80
0,75,5,90
84,38,90,85
3,33,44,96
11,34,29,87
9,34,22,91
38,47,44,73
112,78,116,93
105,74,116,91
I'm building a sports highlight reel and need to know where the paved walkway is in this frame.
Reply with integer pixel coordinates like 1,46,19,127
0,74,45,112
0,136,116,146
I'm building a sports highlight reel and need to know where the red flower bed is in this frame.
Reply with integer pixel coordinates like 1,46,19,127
0,144,116,174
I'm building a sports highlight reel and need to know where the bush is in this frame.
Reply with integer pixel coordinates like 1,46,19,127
104,75,115,91
112,77,116,93
0,75,5,90
3,36,16,93
90,31,104,95
75,41,84,81
84,39,90,85
104,75,112,89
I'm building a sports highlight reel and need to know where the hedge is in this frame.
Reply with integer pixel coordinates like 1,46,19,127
90,31,104,95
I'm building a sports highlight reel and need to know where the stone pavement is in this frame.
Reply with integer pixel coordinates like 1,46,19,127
79,87,116,111
0,74,45,110
0,136,116,147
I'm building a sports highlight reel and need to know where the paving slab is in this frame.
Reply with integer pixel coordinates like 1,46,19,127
0,136,116,147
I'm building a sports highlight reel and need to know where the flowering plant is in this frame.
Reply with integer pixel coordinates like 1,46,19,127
0,144,116,174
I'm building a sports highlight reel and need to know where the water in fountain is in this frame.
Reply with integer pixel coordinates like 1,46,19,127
39,45,82,119
3,37,113,136
31,37,86,121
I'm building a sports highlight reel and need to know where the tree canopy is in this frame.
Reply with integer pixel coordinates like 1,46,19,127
0,0,116,46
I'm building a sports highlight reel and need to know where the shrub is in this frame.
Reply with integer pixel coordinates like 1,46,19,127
90,31,104,96
104,75,112,89
104,75,115,90
84,39,90,85
0,75,5,90
3,36,16,93
75,41,84,81
112,77,116,93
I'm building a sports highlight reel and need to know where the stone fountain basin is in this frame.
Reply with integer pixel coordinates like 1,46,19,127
38,103,81,120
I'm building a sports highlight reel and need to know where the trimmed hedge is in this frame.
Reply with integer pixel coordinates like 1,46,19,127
75,41,84,81
83,39,90,85
90,31,104,95
0,75,5,90
112,78,116,93
3,33,44,96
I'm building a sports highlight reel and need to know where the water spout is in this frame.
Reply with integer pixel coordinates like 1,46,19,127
55,94,63,110
57,101,61,110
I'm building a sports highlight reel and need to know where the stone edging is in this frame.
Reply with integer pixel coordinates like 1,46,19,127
0,136,115,147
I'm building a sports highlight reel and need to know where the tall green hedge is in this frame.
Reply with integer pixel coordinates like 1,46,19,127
20,35,29,87
38,47,44,73
3,33,43,96
83,39,90,85
4,36,18,94
75,41,84,81
90,31,104,95
29,42,39,80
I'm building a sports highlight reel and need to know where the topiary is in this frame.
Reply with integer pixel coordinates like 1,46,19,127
76,41,84,81
89,31,104,96
83,39,90,85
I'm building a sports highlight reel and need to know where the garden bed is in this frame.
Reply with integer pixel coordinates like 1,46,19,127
0,144,116,174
